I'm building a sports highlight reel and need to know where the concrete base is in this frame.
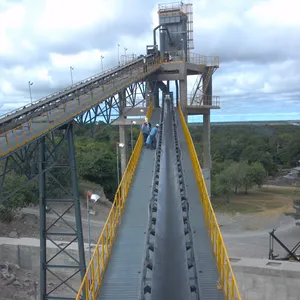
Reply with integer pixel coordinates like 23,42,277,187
2,238,300,300
231,257,300,300
0,237,100,272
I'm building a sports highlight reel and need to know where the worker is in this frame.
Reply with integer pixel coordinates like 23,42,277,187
150,124,159,150
141,122,149,145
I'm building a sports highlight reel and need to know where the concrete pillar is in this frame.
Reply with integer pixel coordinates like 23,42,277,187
118,89,128,176
145,82,152,107
202,112,211,197
118,125,128,176
154,88,159,108
179,79,187,120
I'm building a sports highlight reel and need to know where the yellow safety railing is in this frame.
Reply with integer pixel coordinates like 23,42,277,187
75,104,153,300
178,104,241,300
187,95,221,107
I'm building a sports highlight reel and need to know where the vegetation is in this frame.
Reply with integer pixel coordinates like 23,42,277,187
1,122,300,221
189,123,300,207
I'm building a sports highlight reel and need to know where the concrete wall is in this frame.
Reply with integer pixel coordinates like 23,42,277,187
2,238,300,300
231,257,300,300
0,237,99,270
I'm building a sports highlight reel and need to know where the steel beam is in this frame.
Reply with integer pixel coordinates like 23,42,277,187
190,66,217,106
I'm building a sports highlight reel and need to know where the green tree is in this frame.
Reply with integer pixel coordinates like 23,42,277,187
248,162,268,188
0,173,37,222
76,141,117,199
213,172,234,204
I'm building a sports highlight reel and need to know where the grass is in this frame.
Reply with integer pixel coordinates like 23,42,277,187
212,198,262,214
261,185,297,196
212,189,293,215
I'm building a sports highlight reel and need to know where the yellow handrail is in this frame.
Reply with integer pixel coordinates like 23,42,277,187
178,104,241,300
75,104,153,300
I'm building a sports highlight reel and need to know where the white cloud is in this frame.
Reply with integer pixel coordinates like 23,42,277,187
0,3,26,54
0,0,299,121
245,0,300,27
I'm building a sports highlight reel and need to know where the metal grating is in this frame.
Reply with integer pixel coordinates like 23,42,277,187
98,109,161,300
176,110,225,300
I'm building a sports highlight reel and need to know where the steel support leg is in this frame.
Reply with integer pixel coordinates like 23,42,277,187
67,124,86,282
39,136,47,300
39,123,86,300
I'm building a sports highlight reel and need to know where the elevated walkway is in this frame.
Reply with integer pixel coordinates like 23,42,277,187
176,109,224,299
0,58,161,158
97,109,161,299
76,107,241,300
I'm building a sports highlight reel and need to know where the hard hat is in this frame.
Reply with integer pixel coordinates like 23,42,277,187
156,124,159,127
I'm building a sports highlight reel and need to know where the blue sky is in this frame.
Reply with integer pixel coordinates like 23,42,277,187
0,0,299,123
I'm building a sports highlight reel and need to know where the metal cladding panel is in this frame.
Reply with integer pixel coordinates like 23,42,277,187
159,14,181,24
159,13,188,54
98,109,161,300
176,110,225,300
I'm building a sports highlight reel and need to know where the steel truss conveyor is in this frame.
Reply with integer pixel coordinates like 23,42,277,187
97,109,161,300
0,54,160,158
140,96,200,300
176,111,225,300
97,96,225,300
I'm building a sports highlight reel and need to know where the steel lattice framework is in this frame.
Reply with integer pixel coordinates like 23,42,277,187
0,73,150,300
75,81,147,125
189,66,218,106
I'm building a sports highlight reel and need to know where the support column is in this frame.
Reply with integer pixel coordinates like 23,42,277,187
68,124,86,284
119,125,128,176
145,82,152,107
39,137,46,300
39,123,86,300
118,88,128,176
154,89,159,108
202,112,211,197
179,79,187,120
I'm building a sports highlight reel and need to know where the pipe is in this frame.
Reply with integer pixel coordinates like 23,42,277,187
153,25,173,47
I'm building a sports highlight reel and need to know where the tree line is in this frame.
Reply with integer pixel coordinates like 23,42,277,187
189,123,300,203
1,122,300,221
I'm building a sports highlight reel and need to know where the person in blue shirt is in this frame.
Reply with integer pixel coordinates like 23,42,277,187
141,122,149,146
149,124,159,150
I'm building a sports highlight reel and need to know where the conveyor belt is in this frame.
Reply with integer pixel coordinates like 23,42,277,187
0,60,160,159
97,109,161,300
176,110,225,300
